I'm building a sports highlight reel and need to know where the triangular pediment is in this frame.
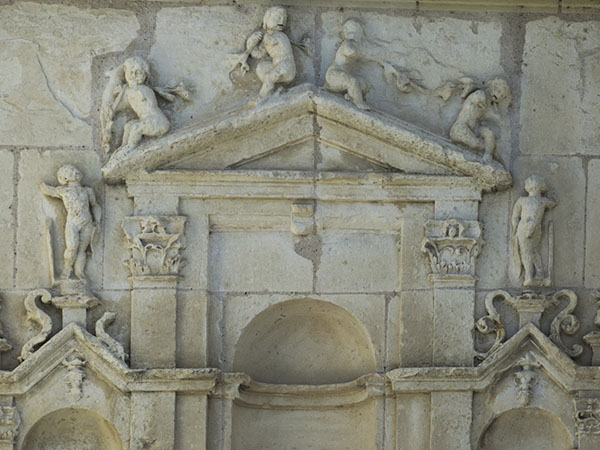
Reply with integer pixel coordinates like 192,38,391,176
102,85,512,191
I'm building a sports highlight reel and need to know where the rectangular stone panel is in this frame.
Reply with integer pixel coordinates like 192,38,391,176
177,290,208,368
0,150,14,288
316,232,399,293
399,290,433,367
209,231,313,292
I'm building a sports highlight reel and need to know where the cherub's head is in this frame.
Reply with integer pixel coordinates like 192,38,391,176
123,57,150,87
486,78,511,104
263,6,287,32
524,175,547,195
57,165,82,185
342,19,365,42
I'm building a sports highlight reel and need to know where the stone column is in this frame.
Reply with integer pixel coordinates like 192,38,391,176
123,215,185,369
212,374,250,450
422,216,482,366
131,391,176,450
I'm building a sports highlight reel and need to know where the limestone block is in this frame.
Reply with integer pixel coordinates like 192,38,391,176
0,151,14,288
231,401,376,450
586,160,600,288
102,185,133,290
511,156,585,287
316,232,399,293
319,12,505,151
521,17,600,155
176,290,207,368
0,3,138,146
150,6,314,130
430,391,472,450
209,231,313,292
399,203,434,290
396,393,430,450
386,294,401,369
477,191,510,289
399,290,433,367
16,150,103,290
176,394,207,450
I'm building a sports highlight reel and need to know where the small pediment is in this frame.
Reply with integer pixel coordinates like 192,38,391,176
102,85,512,191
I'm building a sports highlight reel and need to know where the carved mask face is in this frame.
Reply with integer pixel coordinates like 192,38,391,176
124,58,149,87
57,165,82,185
263,7,287,32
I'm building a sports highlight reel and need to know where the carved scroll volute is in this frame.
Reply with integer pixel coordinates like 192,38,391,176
475,290,509,362
422,219,483,281
122,216,186,279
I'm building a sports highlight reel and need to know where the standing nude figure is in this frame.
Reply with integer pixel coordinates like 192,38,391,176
231,6,296,105
449,78,511,163
39,165,101,281
101,57,170,153
511,175,557,287
325,19,424,110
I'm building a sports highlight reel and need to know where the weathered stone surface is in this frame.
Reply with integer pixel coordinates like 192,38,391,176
16,150,103,290
586,160,600,288
0,3,138,146
521,17,600,155
0,151,14,288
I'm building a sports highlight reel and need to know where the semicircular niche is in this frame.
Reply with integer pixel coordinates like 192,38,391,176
22,408,124,450
478,407,573,450
233,298,377,385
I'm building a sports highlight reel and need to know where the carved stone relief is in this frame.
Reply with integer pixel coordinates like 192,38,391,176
101,56,190,153
0,406,19,447
476,289,583,362
95,312,128,362
575,398,600,437
122,216,186,278
511,175,557,288
513,353,540,407
19,289,53,363
584,293,600,366
324,18,424,110
230,6,297,106
62,353,87,400
421,219,483,280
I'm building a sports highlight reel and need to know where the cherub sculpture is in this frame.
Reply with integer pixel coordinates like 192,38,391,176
231,6,297,105
101,56,190,153
449,78,511,163
325,19,424,110
39,165,101,282
511,175,557,287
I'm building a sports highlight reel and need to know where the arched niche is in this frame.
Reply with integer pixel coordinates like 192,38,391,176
478,407,573,450
22,408,123,450
233,298,377,384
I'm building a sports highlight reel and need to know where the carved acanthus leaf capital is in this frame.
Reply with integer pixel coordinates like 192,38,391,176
122,216,186,278
422,219,483,280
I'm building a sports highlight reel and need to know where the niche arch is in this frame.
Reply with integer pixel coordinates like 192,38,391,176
477,407,573,450
21,408,124,450
233,298,377,384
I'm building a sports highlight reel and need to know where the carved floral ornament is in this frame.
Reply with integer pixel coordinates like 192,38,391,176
575,398,600,436
476,289,582,362
421,219,483,280
122,216,186,278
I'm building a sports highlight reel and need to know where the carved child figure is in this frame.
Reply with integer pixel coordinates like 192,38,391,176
325,19,423,110
511,175,557,287
233,6,296,104
449,78,511,163
39,165,101,281
101,56,170,152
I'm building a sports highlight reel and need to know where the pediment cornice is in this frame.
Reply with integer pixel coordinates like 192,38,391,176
103,86,512,192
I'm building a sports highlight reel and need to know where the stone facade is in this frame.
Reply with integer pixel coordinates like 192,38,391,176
2,1,600,449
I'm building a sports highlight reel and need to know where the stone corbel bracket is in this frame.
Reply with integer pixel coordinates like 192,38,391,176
122,216,186,279
422,219,483,281
476,289,583,362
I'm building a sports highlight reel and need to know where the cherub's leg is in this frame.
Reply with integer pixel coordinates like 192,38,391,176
450,122,484,151
122,120,135,148
62,222,80,279
532,250,544,281
256,61,276,99
124,121,144,148
325,69,369,110
480,127,496,163
74,224,93,280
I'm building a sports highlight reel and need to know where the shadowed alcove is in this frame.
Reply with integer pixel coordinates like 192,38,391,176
233,298,377,385
478,408,572,450
22,408,124,450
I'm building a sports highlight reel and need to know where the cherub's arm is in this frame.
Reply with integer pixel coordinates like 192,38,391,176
38,183,62,199
545,194,558,209
511,199,522,233
87,188,102,224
